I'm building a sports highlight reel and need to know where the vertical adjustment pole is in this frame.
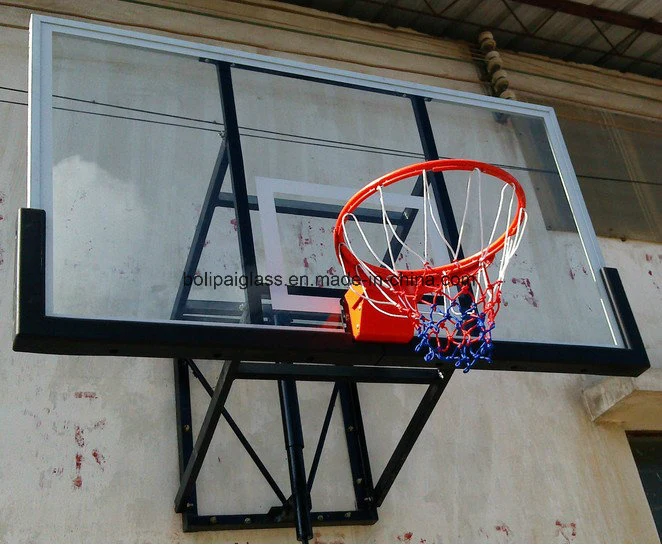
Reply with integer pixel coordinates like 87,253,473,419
278,379,313,543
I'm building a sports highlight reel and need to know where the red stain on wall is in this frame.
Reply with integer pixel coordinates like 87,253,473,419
555,520,577,542
511,277,539,308
74,391,97,399
645,254,652,262
298,234,312,250
92,450,106,470
74,426,85,448
71,419,107,488
73,454,83,488
230,218,237,232
495,523,512,537
396,532,414,543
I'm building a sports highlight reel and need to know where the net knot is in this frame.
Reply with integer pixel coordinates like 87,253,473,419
414,291,496,373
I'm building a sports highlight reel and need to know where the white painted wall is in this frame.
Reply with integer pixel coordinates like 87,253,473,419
0,0,660,543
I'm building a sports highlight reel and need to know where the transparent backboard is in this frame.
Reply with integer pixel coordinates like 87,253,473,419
28,18,625,351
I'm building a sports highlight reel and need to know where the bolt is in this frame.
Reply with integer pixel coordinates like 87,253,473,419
184,424,190,432
356,478,363,485
364,497,373,503
438,371,444,379
347,425,354,432
317,515,324,521
210,516,217,524
186,502,194,509
244,517,252,524
344,512,352,518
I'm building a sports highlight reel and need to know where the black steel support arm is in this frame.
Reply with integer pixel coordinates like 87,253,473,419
185,359,288,505
307,383,339,492
175,359,237,513
373,370,454,506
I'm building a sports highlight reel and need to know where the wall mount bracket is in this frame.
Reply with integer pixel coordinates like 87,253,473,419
173,358,453,542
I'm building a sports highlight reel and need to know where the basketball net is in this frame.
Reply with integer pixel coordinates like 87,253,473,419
334,160,528,372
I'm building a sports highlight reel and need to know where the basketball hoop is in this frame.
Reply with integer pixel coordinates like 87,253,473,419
333,159,528,372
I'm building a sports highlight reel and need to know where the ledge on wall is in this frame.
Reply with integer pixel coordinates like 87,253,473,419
583,371,662,430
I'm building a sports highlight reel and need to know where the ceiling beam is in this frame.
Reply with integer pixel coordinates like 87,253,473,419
512,0,662,35
282,0,662,75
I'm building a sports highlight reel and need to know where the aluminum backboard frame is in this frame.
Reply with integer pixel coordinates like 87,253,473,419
14,15,649,376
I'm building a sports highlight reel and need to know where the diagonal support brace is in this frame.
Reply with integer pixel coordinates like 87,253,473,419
175,359,237,513
373,369,454,506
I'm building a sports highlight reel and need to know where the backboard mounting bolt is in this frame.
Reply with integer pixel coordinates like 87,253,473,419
356,478,363,485
184,424,190,432
317,515,324,521
210,516,217,524
186,502,194,509
344,512,352,518
244,517,252,524
438,371,444,379
347,425,354,432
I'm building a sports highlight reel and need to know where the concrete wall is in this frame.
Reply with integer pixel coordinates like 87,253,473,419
0,0,660,543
